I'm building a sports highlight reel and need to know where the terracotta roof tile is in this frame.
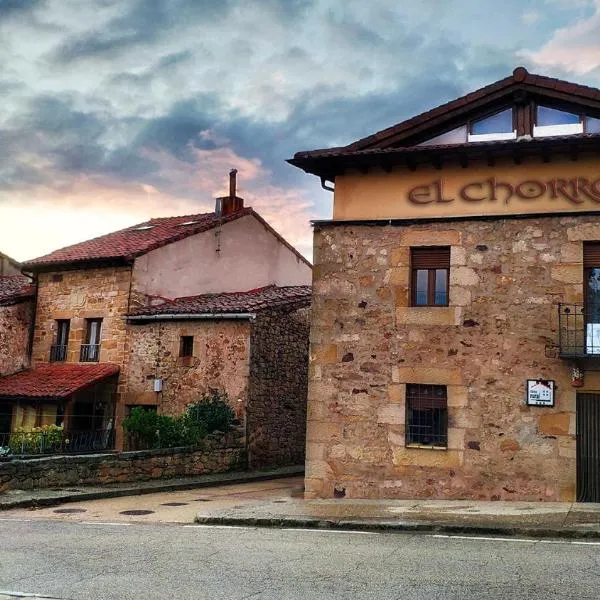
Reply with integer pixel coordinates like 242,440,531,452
130,285,312,317
0,276,35,306
0,363,120,399
23,207,254,270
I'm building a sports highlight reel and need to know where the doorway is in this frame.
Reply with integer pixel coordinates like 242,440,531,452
576,393,600,502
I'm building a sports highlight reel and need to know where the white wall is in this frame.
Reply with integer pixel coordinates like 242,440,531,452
132,213,312,299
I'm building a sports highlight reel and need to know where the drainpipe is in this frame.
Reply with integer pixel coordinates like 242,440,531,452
127,313,256,322
320,177,334,192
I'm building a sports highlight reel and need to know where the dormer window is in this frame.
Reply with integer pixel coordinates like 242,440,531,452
534,106,583,137
468,108,516,142
587,116,600,134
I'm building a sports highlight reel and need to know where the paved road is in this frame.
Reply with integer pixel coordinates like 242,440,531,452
1,518,600,600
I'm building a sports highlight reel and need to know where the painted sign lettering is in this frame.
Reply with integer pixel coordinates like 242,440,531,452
408,178,600,206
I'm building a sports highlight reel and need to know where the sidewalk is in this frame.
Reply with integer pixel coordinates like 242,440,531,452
194,495,600,540
0,465,303,511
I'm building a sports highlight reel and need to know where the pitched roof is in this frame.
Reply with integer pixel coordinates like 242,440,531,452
129,285,312,318
290,66,600,165
23,208,253,270
23,207,311,271
0,276,35,307
0,363,119,399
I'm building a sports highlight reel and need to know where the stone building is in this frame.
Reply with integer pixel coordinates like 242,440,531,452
290,67,600,502
0,253,35,437
0,177,312,464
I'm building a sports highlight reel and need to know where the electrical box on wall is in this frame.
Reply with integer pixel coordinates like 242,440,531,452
153,378,163,393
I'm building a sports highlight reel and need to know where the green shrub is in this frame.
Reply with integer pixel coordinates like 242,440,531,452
187,390,236,434
8,425,64,455
123,407,206,450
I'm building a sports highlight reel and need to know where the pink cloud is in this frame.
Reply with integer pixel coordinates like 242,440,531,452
0,142,315,263
521,1,600,75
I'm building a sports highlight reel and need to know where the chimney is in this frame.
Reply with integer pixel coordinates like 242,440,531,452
215,168,244,217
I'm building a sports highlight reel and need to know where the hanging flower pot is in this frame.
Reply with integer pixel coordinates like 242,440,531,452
571,366,584,387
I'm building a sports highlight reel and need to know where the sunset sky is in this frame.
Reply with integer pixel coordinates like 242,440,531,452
1,0,600,261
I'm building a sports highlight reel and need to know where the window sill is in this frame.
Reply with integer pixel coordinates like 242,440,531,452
405,444,448,451
177,356,195,367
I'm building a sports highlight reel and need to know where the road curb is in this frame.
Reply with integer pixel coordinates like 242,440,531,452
0,466,304,511
193,514,600,540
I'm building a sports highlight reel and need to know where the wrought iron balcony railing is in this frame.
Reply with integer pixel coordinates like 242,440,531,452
49,344,68,362
558,303,600,358
80,343,100,362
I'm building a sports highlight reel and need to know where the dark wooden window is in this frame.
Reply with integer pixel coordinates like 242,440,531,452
411,247,450,307
179,336,194,357
50,319,70,362
406,384,448,447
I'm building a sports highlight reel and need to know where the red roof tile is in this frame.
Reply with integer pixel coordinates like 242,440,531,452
23,207,254,270
0,276,35,306
0,363,120,399
129,285,312,318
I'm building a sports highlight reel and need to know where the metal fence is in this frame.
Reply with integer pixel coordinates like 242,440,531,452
0,429,114,457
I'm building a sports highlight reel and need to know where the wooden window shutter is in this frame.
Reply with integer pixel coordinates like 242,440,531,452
583,243,600,268
410,247,451,269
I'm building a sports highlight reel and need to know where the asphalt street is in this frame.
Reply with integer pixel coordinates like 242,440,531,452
1,518,600,600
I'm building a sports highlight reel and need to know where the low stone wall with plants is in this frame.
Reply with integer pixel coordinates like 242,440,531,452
0,428,246,492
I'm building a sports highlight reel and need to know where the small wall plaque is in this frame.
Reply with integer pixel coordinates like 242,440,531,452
526,379,555,407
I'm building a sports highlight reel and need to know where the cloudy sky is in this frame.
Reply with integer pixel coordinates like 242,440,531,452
1,0,600,261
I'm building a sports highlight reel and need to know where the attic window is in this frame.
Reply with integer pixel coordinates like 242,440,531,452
418,125,467,146
468,108,516,142
587,116,600,134
133,225,154,231
534,106,583,137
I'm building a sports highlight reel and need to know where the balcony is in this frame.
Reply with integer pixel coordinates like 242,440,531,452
558,304,600,358
80,344,100,362
49,344,68,362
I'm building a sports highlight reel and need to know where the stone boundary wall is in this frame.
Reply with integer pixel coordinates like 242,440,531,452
0,430,246,492
247,305,310,469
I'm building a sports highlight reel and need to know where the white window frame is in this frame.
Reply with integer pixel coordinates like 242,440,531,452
467,131,517,143
533,123,583,138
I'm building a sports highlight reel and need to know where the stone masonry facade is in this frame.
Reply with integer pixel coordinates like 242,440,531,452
0,301,33,377
247,306,310,469
306,214,600,502
125,320,251,419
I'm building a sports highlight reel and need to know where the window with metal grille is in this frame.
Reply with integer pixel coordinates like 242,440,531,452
411,247,450,307
179,336,194,357
406,384,448,447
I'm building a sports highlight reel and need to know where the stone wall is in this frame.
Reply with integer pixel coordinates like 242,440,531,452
247,306,310,469
0,430,246,492
125,320,251,419
32,266,132,368
306,215,600,502
0,300,33,376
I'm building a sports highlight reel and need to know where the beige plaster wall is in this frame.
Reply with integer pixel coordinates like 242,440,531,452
306,214,600,502
132,214,312,300
333,156,600,221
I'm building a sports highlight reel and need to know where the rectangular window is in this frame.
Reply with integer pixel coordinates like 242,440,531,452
534,105,583,137
80,318,102,362
179,336,194,357
406,384,448,448
50,319,70,362
411,247,450,307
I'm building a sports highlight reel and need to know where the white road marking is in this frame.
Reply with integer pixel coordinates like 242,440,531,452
431,534,600,546
0,518,32,523
80,521,132,526
280,528,378,535
0,591,60,599
184,524,254,529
